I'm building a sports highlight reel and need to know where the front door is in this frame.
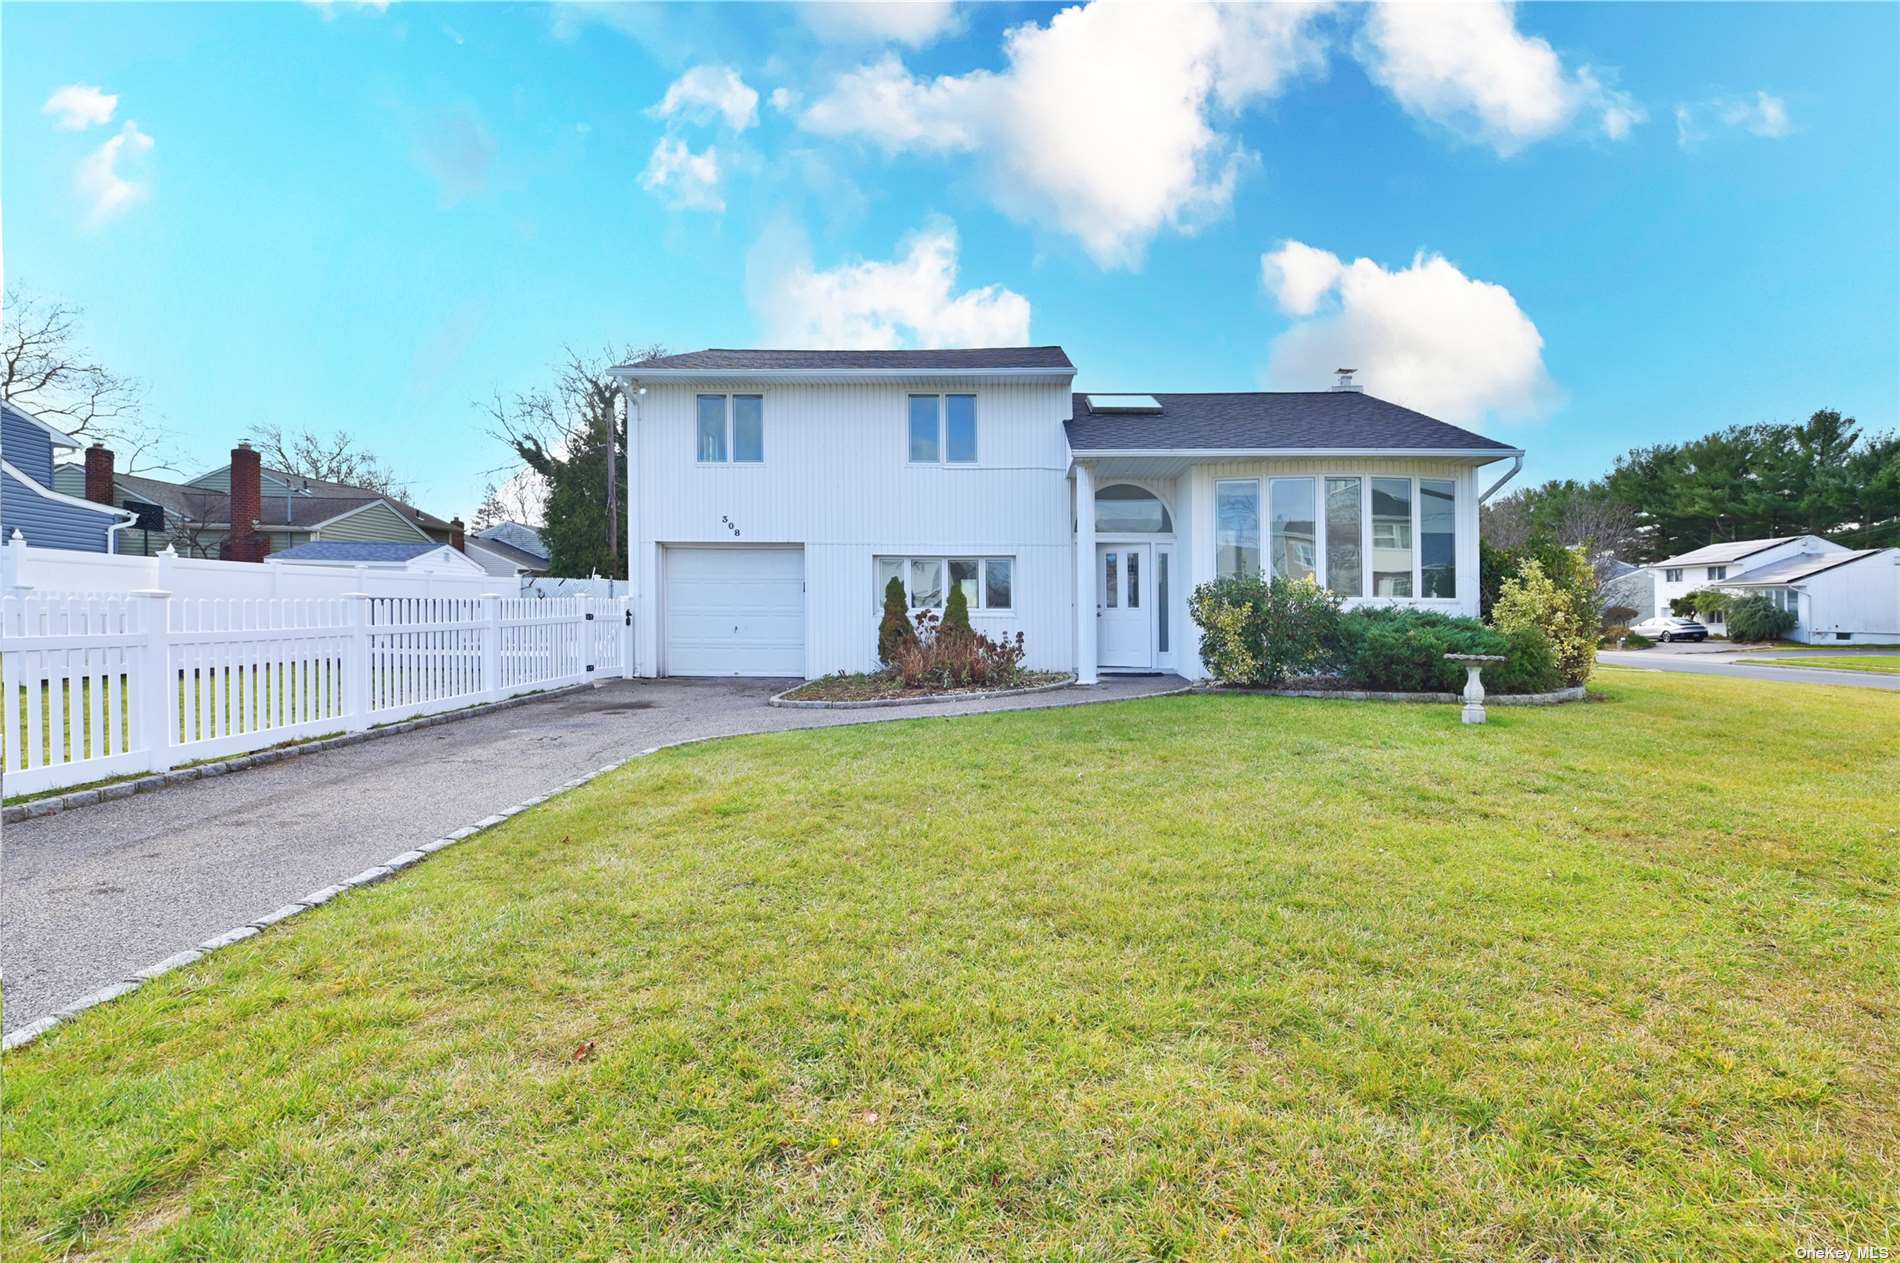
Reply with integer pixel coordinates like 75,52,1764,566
1097,543,1152,670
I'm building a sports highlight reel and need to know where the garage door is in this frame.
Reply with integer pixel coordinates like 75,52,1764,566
664,546,805,677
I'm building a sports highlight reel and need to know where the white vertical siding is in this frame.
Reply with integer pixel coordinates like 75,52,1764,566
632,378,1075,677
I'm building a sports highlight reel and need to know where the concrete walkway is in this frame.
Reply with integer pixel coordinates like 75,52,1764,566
2,675,1186,1034
1597,650,1900,691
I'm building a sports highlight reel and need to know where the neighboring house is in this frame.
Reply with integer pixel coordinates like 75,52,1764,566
1646,535,1858,636
1713,548,1900,644
465,522,550,579
1,400,135,553
607,348,1524,681
1599,557,1656,624
266,540,487,575
52,440,463,562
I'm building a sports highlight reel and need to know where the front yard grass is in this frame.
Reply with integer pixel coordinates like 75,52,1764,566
1741,654,1900,675
4,670,1896,1260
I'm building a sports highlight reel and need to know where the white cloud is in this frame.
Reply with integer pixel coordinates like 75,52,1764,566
1260,240,1552,425
800,1,962,48
747,219,1030,349
769,87,799,113
42,84,118,131
651,64,759,131
642,138,725,212
1356,1,1642,155
76,120,155,225
799,2,1331,268
1676,91,1792,147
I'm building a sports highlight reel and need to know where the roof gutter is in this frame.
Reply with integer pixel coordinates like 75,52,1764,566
607,366,1076,383
1479,452,1523,504
1070,446,1524,462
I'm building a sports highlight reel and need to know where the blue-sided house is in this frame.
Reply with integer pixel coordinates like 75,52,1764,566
1,400,134,552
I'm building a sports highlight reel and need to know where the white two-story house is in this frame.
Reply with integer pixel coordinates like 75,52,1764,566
1647,535,1900,643
610,347,1525,682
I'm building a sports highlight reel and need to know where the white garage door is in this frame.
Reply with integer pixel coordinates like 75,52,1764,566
664,546,805,677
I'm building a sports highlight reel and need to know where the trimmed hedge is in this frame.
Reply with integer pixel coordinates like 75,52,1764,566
1335,607,1562,695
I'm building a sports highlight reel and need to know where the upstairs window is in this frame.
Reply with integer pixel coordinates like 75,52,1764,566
907,394,977,464
1664,568,1683,582
1708,565,1727,580
697,394,763,463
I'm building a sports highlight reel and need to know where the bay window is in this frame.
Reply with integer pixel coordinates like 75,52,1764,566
1268,477,1317,582
1325,477,1363,598
1370,477,1414,597
1215,479,1261,580
1420,478,1456,598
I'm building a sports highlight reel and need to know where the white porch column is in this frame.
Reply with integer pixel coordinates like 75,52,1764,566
1074,461,1098,684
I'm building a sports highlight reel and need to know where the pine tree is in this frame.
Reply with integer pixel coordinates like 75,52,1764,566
944,579,973,637
878,576,915,666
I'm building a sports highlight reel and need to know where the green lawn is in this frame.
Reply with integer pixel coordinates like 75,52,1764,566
1741,655,1900,676
5,671,1896,1260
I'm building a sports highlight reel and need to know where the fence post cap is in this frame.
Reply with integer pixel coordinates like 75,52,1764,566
129,587,173,598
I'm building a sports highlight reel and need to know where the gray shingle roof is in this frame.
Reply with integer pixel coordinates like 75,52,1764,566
1063,392,1517,453
270,541,442,563
618,347,1075,373
1721,549,1885,584
476,520,547,559
1654,536,1810,568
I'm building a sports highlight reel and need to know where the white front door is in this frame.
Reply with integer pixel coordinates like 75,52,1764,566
1097,543,1153,670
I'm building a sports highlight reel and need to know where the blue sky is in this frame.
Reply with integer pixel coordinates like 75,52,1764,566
5,1,1896,518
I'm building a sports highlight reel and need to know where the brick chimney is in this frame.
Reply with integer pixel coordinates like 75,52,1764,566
84,442,116,506
221,441,265,563
449,517,466,552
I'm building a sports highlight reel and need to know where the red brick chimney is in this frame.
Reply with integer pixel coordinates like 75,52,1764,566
221,441,265,563
84,443,116,506
450,517,466,552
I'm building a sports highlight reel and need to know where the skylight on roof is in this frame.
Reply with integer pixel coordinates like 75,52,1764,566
1085,394,1163,414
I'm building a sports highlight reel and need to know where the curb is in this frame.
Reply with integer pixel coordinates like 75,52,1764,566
2,683,595,824
767,675,1079,710
1194,684,1589,705
1,750,640,1053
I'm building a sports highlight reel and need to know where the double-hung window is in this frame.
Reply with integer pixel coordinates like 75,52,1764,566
876,555,1013,611
696,394,764,463
1708,565,1727,581
907,394,977,464
1665,568,1683,583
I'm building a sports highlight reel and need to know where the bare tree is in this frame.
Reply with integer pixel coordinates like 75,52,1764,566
244,422,410,499
162,488,231,560
483,343,663,573
2,285,175,472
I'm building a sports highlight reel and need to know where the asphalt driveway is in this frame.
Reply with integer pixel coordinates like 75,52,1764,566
2,675,1184,1034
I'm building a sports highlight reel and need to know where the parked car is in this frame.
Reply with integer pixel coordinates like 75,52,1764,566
1631,615,1709,643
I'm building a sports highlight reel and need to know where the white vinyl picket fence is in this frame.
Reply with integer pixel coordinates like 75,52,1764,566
1,589,631,797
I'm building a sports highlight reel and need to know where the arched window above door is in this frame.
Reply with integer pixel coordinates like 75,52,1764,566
1096,483,1173,533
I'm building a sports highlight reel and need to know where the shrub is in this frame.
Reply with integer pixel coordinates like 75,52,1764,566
1622,630,1653,648
1599,624,1629,647
943,580,973,637
878,576,915,666
887,606,1029,689
1725,593,1796,643
1493,555,1598,686
1330,607,1562,694
1188,575,1343,686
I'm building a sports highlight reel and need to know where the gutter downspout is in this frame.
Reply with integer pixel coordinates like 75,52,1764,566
106,512,137,555
1479,453,1523,504
622,382,642,679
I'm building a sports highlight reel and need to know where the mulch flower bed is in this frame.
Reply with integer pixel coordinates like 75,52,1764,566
780,671,1071,703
